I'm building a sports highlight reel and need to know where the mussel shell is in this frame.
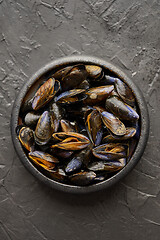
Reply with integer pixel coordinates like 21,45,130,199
35,111,53,145
83,85,114,105
32,78,60,110
28,150,58,171
88,159,126,172
92,143,127,161
85,65,103,80
50,148,73,159
96,107,126,136
49,102,65,120
65,157,82,174
76,80,90,90
85,109,102,146
49,168,67,183
56,89,86,105
60,119,77,132
18,126,35,152
105,96,139,121
53,66,73,80
24,112,41,127
69,171,96,186
60,65,87,91
52,132,90,143
102,127,137,143
114,78,135,106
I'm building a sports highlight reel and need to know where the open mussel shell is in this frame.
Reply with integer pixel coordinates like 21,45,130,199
69,171,96,186
85,109,102,146
105,96,139,121
24,112,41,127
35,111,53,145
114,78,135,106
28,150,58,171
32,78,60,111
56,89,86,105
50,148,73,159
17,126,35,152
96,107,126,136
60,64,87,91
53,66,73,80
92,143,128,161
83,85,114,105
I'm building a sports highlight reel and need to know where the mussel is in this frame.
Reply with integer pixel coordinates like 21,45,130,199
35,111,53,145
105,96,139,121
102,127,136,143
51,132,90,151
83,85,114,105
92,143,127,161
59,65,87,91
69,171,96,186
28,151,58,171
24,112,41,127
88,158,126,172
96,106,126,136
17,126,35,151
85,109,102,146
32,78,60,110
56,89,86,105
85,65,103,80
114,78,135,106
60,119,77,132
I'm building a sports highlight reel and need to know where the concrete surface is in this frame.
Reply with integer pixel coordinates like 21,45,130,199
0,0,160,239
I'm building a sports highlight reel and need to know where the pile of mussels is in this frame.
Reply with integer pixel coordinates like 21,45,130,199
16,64,140,186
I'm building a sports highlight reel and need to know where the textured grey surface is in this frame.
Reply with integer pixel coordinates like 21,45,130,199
0,0,160,239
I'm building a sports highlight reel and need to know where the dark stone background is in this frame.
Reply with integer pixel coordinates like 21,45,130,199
0,0,160,239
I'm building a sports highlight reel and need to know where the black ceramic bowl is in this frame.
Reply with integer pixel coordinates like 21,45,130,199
11,56,149,194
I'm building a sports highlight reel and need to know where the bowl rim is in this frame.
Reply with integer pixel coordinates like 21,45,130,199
11,55,149,194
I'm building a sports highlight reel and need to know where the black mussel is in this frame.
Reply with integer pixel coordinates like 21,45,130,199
51,132,90,151
92,143,127,161
28,151,58,171
114,78,135,106
65,157,82,174
65,145,93,174
85,109,102,146
49,102,65,120
60,65,87,91
83,85,114,105
53,66,73,80
32,78,60,110
104,75,117,84
50,148,73,159
49,168,67,183
50,111,59,133
85,65,103,80
21,97,34,114
76,80,90,90
69,171,96,186
96,107,126,136
18,126,35,151
56,89,86,105
24,111,41,127
60,119,78,132
35,111,53,145
102,127,136,143
105,96,139,121
88,158,126,172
